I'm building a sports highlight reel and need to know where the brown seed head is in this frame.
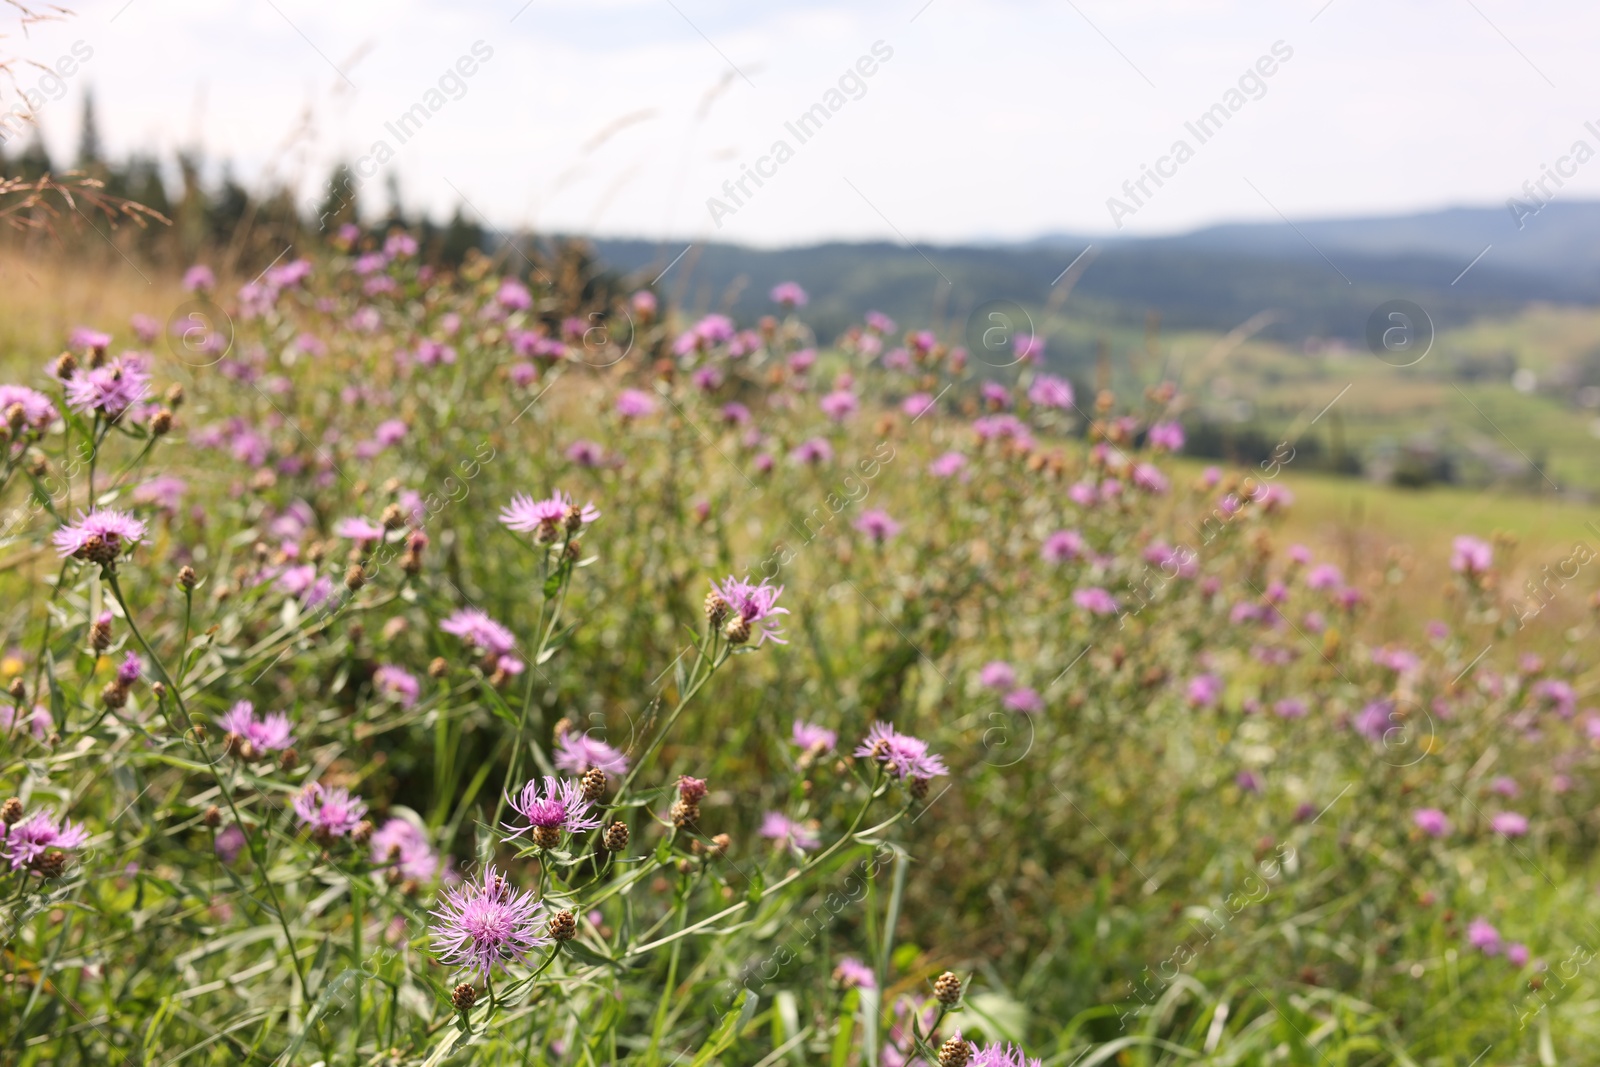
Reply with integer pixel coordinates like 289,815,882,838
909,776,930,800
165,382,185,408
1,798,23,825
549,909,577,941
670,798,699,829
723,614,750,644
149,409,173,436
602,822,629,852
6,678,24,702
580,767,607,801
352,820,374,846
451,982,477,1012
938,1035,971,1067
90,617,113,652
532,825,561,850
101,682,128,709
428,657,448,679
279,747,299,771
345,563,367,591
31,849,66,879
934,971,963,1006
202,804,222,828
704,590,729,625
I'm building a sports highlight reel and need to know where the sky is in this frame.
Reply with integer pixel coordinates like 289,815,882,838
4,0,1600,248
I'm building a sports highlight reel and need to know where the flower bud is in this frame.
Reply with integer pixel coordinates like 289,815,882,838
202,805,222,828
344,563,366,591
723,614,751,644
451,983,477,1013
548,909,577,941
149,409,173,436
938,1035,971,1067
1,797,22,825
352,820,374,845
6,678,23,702
428,657,448,679
580,767,607,801
934,971,963,1006
602,822,629,852
704,590,729,626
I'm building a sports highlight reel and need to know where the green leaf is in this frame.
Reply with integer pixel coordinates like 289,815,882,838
691,991,753,1067
655,837,673,865
831,989,858,1067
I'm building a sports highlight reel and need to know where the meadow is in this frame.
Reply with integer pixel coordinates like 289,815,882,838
2,238,1600,1067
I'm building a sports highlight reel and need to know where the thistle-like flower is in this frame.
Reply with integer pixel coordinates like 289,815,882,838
218,700,295,757
1,808,89,871
708,575,789,646
52,508,148,563
500,490,600,542
505,776,601,849
430,864,549,980
293,782,368,841
854,722,949,781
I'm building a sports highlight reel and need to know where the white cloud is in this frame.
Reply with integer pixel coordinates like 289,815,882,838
3,0,1596,245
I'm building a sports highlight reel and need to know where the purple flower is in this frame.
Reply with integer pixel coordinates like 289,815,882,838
1235,770,1263,793
1027,374,1074,409
1490,812,1528,837
373,419,408,447
1041,529,1084,563
1305,564,1343,590
834,956,876,988
792,720,837,753
1413,808,1451,837
373,665,420,707
1013,334,1045,363
790,437,834,465
334,517,386,546
770,281,808,307
721,402,751,425
115,652,142,686
902,392,935,418
131,475,186,512
854,509,901,544
1273,698,1307,719
616,388,658,418
1533,679,1576,718
505,776,601,843
1468,918,1503,955
866,310,896,333
64,353,151,417
820,389,859,422
0,704,52,740
979,661,1016,691
854,722,949,781
971,1044,1043,1067
760,811,820,853
1147,421,1184,451
182,264,216,292
1507,942,1530,967
1,808,89,871
1003,687,1044,714
440,609,517,656
554,731,630,775
1490,776,1519,798
497,280,533,311
371,817,441,881
710,575,790,646
1073,587,1119,616
1186,673,1222,709
430,864,549,980
1353,700,1394,742
565,439,607,467
928,452,967,477
293,782,368,839
500,490,600,536
1451,535,1493,576
214,824,246,865
0,385,57,436
52,508,148,560
1132,463,1169,494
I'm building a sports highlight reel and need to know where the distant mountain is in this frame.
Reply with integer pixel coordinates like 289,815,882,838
588,203,1598,354
1033,202,1600,292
